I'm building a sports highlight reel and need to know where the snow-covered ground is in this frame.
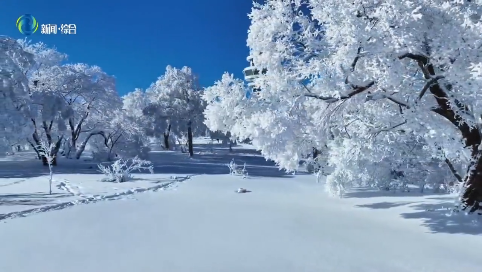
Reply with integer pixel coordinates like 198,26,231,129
0,139,481,272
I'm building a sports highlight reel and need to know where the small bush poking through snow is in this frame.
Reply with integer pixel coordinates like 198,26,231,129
228,158,248,178
98,156,154,183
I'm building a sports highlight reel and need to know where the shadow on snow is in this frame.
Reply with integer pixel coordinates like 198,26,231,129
343,187,450,199
348,188,482,235
399,202,482,235
0,145,292,179
0,192,70,207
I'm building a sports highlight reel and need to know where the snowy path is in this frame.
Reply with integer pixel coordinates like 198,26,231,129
0,175,480,272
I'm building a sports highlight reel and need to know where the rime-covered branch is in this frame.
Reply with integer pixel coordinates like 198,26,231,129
305,81,375,103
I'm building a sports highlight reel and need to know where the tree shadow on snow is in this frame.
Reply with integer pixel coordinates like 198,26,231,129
150,149,292,178
0,192,70,207
0,145,292,179
346,188,482,235
354,198,482,235
0,159,102,179
356,201,416,209
343,187,449,198
400,202,482,235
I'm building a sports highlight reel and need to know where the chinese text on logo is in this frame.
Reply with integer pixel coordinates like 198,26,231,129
41,24,76,34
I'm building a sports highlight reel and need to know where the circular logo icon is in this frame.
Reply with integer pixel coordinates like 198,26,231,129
16,14,39,35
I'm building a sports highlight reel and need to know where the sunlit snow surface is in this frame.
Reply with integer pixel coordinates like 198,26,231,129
0,139,481,272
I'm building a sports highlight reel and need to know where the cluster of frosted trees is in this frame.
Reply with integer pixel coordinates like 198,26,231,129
2,0,482,213
202,0,482,213
0,37,205,163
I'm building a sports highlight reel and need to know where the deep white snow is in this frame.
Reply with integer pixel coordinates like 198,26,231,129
0,140,481,272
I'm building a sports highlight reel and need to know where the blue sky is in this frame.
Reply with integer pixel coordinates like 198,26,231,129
0,0,253,95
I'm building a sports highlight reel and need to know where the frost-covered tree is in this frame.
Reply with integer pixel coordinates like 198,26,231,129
123,88,149,120
0,37,34,154
203,73,248,137
20,40,122,162
62,64,122,159
206,0,482,212
144,65,206,156
87,108,149,161
306,0,482,212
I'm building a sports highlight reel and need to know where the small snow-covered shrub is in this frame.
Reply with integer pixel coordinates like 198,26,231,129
305,161,316,173
305,153,333,176
325,170,347,197
174,135,188,153
98,156,154,183
228,158,248,178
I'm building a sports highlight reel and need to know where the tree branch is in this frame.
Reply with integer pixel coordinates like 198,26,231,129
366,93,410,108
444,155,463,183
305,81,375,103
418,75,444,100
398,52,429,64
370,120,407,139
399,51,481,149
351,47,362,72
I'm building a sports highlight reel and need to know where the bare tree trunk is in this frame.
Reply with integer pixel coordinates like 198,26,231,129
66,137,75,158
105,133,123,161
27,139,41,159
187,121,194,157
68,113,90,159
75,131,104,159
107,145,115,161
51,136,63,166
460,148,482,213
164,124,171,150
40,136,63,166
313,148,319,159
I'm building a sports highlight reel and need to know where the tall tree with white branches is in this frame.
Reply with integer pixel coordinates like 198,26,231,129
205,0,482,212
144,65,206,156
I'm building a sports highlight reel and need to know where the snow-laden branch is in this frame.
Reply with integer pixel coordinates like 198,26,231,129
418,75,445,100
369,120,407,139
365,92,410,108
444,155,463,183
399,51,480,148
305,81,375,103
398,52,429,64
350,47,363,72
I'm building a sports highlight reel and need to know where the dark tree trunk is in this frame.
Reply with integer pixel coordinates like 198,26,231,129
163,124,171,150
68,114,90,158
399,52,482,212
75,131,104,159
313,148,319,159
42,155,57,166
163,134,169,150
28,140,41,160
460,148,482,213
187,121,194,157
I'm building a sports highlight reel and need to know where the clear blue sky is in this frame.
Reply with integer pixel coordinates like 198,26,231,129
0,0,253,95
